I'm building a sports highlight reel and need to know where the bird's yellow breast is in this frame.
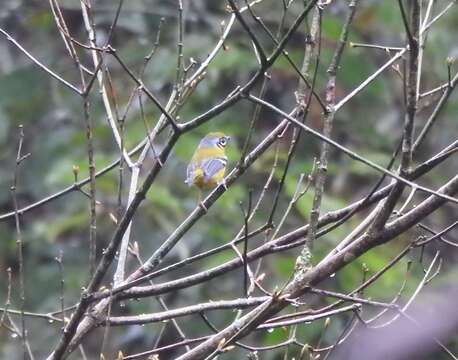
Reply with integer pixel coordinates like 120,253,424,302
192,167,226,189
191,146,226,163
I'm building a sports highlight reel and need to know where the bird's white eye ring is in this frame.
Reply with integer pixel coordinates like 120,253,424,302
219,137,227,146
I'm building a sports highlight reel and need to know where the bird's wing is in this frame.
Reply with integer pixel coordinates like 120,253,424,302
201,157,227,181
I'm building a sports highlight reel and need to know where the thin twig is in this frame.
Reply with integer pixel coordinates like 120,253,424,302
11,125,32,359
0,28,82,94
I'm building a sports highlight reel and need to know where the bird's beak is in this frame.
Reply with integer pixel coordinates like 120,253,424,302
226,136,231,141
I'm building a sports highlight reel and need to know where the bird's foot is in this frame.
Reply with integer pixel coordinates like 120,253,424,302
198,201,208,213
218,179,228,191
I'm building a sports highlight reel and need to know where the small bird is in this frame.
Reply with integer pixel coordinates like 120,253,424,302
185,132,230,207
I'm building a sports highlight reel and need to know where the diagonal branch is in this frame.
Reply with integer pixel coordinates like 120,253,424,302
227,0,267,66
174,174,458,359
246,94,458,204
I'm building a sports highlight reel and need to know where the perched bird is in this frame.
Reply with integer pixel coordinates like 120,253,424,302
186,132,230,206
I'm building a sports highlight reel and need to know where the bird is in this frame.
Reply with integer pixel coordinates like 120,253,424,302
185,132,230,208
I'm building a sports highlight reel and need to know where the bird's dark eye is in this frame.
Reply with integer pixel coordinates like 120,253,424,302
219,137,227,146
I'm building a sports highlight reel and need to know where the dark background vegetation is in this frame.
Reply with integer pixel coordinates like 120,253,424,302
1,0,457,359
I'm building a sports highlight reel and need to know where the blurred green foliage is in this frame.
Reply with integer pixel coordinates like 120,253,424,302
0,1,458,359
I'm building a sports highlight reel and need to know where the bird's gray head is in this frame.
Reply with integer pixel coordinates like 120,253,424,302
199,132,231,148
